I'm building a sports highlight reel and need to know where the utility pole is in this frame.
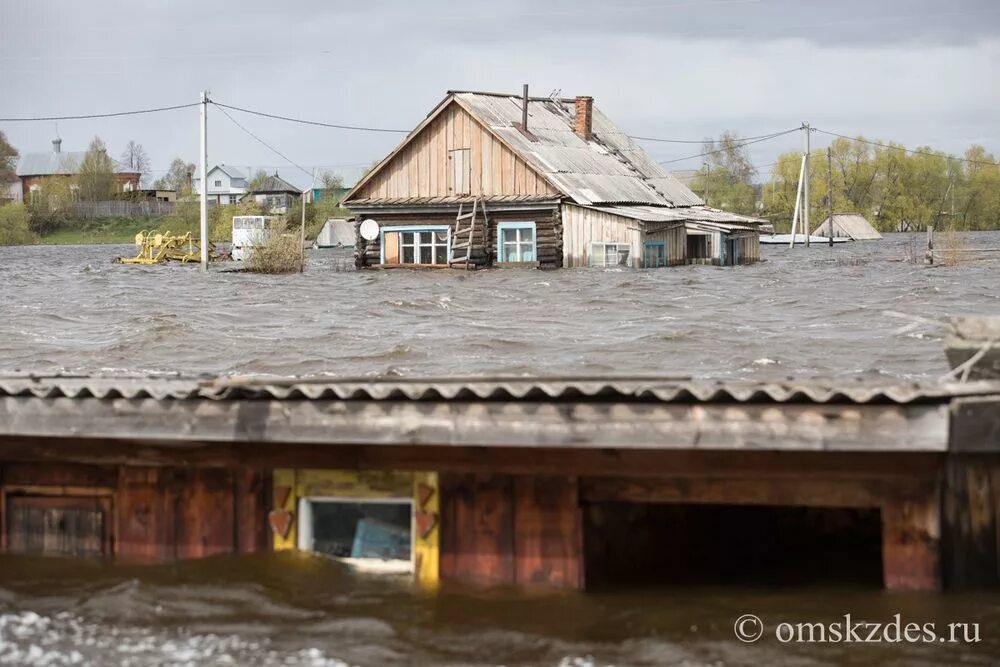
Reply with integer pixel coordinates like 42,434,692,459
199,90,209,270
803,122,811,247
300,190,306,273
826,147,834,247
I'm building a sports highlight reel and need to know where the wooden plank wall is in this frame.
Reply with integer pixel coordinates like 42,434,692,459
356,209,562,269
643,225,687,266
0,462,268,560
351,101,558,201
561,204,642,268
439,473,582,588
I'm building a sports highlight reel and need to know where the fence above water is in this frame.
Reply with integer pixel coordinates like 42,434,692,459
72,200,176,218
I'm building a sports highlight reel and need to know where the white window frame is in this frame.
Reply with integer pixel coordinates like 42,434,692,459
380,225,451,266
297,496,415,574
496,221,537,264
589,241,631,268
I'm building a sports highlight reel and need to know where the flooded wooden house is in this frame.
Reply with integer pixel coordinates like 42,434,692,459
342,88,763,269
2,345,1000,592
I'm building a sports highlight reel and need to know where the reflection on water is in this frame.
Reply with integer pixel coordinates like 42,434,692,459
0,233,998,380
1,553,999,666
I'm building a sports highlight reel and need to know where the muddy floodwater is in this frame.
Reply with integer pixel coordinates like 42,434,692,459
1,233,1000,666
1,232,998,380
1,553,999,666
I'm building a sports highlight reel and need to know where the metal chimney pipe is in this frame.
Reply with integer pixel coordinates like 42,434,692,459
522,84,529,131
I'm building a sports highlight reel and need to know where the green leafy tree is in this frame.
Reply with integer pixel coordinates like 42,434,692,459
690,131,759,215
0,204,36,245
77,136,116,201
0,131,17,185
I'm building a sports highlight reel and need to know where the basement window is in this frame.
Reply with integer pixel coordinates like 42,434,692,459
298,497,413,573
589,242,631,268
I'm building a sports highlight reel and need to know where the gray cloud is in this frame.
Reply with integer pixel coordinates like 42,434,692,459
1,0,996,187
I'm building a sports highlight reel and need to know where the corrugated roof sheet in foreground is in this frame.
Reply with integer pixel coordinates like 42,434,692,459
1,375,999,405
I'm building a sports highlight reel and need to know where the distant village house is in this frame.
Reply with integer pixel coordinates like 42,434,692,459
193,164,248,205
342,89,763,269
15,138,141,203
241,173,301,214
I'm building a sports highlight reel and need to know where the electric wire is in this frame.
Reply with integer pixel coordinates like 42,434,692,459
812,128,997,167
0,102,200,122
211,102,410,134
213,104,314,186
657,128,800,165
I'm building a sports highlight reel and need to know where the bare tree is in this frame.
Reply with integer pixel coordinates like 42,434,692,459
119,140,151,185
152,157,196,195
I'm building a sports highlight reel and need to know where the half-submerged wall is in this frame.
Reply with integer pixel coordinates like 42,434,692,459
0,463,269,560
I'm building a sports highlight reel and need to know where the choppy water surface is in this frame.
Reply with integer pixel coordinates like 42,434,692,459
2,234,1000,666
0,232,998,380
1,554,998,667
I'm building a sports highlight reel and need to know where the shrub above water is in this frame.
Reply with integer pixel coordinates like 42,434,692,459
0,204,38,245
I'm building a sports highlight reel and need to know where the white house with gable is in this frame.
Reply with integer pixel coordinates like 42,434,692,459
193,165,248,205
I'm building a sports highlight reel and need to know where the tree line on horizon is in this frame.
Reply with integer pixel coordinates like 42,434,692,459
690,132,999,232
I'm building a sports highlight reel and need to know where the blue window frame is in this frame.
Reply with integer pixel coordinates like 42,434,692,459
643,242,667,268
496,222,536,263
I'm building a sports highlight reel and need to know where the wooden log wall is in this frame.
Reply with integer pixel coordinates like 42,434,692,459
349,101,559,201
439,474,582,588
0,462,269,560
355,208,561,269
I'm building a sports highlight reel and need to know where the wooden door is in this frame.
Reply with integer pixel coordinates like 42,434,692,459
5,495,112,557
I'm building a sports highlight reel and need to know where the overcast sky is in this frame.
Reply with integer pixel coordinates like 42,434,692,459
1,0,997,189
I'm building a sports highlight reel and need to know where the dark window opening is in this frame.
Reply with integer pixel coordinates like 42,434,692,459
302,500,412,564
686,234,710,259
583,503,883,589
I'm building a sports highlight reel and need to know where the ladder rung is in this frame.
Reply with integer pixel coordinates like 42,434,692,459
452,228,473,236
457,213,475,220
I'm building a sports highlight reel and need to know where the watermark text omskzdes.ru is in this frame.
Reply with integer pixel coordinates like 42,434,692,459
734,613,981,644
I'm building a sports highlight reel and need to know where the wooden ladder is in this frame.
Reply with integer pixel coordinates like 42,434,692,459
449,198,486,269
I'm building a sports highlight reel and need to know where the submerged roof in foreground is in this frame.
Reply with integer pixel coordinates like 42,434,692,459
1,374,997,405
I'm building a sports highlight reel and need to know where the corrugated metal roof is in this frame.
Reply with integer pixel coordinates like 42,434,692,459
813,213,883,240
454,92,704,207
584,204,765,228
16,150,139,177
1,375,998,405
249,174,300,194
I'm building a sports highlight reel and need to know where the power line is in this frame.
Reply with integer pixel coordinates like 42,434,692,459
213,104,314,185
212,101,410,134
813,128,997,167
631,129,794,145
0,102,199,122
658,128,800,165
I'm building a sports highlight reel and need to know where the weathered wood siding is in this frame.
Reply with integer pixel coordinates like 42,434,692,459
439,474,583,588
642,225,686,266
0,462,269,560
356,208,562,269
561,204,642,268
350,102,559,201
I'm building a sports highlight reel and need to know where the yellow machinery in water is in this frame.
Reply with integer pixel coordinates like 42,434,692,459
115,231,216,265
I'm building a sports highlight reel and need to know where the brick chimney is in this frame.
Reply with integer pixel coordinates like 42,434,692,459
52,138,62,154
574,96,593,140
